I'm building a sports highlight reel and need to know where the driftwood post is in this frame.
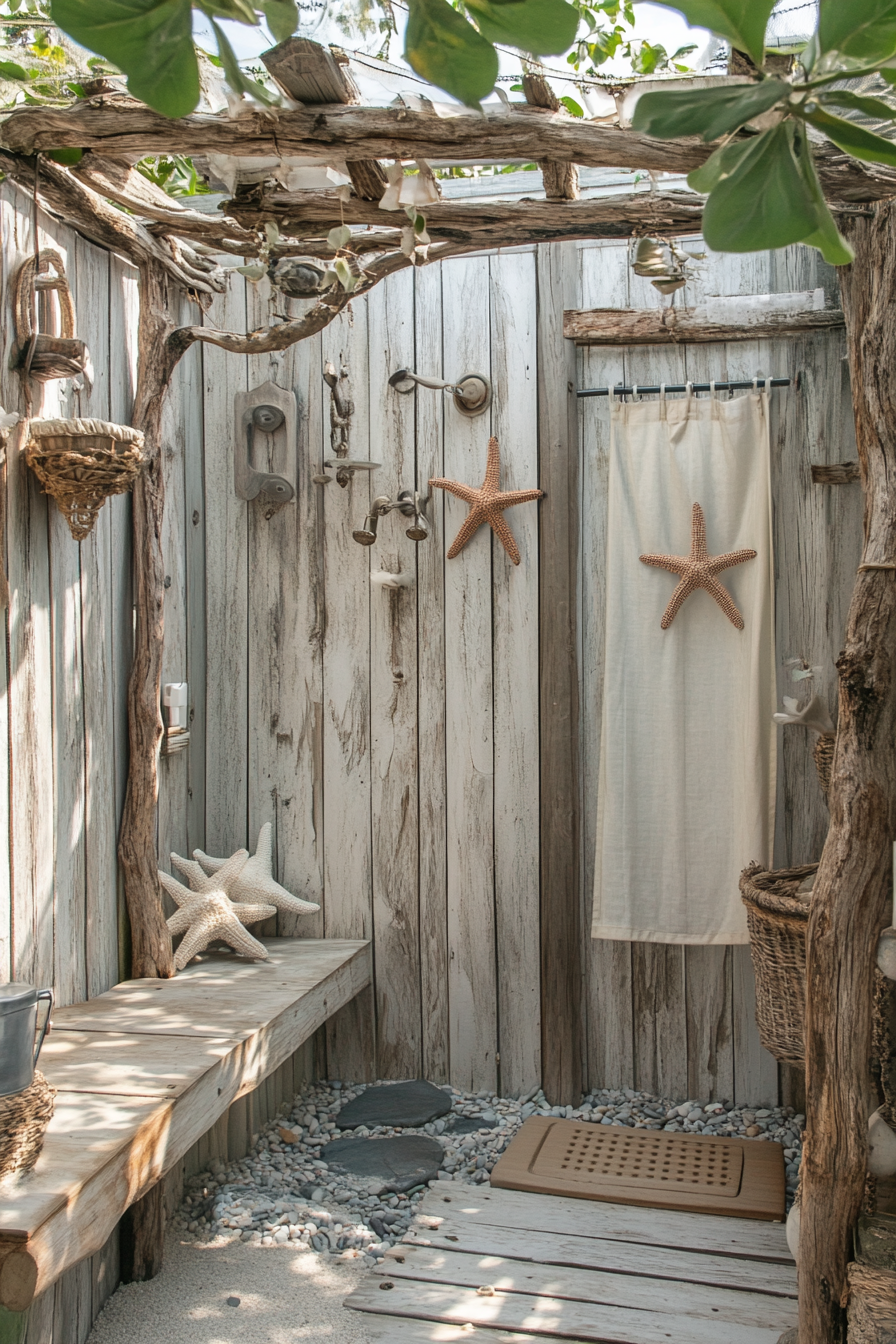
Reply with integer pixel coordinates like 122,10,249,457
799,200,896,1343
117,263,179,979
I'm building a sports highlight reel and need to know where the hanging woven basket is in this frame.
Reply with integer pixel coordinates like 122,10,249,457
813,732,835,799
25,418,146,541
13,250,93,385
0,1070,56,1182
739,860,816,1067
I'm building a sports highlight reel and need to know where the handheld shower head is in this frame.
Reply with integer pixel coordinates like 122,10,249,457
352,513,379,545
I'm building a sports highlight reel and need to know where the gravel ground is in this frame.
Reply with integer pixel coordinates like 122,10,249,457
87,1236,370,1344
169,1080,805,1264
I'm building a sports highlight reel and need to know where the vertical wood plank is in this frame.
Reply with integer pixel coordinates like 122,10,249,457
203,275,249,852
74,235,119,998
537,243,585,1105
245,292,325,930
108,257,138,980
415,261,449,1084
732,942,778,1106
579,239,634,1093
367,271,422,1079
157,292,194,874
0,189,16,984
320,299,376,1083
4,190,59,993
442,254,497,1094
490,248,541,1099
183,334,206,859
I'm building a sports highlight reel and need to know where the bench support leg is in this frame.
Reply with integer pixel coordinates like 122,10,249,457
119,1183,164,1283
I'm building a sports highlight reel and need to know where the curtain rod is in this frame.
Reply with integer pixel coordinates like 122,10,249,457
577,377,792,398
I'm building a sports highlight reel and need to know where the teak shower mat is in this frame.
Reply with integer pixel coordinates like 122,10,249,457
491,1117,785,1221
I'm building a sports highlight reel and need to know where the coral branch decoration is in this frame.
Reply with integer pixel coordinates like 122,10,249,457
159,850,276,971
429,435,543,566
190,823,321,917
639,502,757,630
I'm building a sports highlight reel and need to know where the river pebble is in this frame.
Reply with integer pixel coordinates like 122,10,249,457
172,1081,804,1258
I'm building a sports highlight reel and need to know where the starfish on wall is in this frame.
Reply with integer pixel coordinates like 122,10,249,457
429,435,543,565
640,502,757,630
185,823,320,917
159,850,277,971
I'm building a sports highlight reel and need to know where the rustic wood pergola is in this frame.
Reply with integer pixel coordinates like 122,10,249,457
1,46,895,1343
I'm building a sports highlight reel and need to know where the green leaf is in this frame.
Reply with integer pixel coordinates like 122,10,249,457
700,121,821,252
791,122,854,265
559,93,583,115
0,59,29,80
818,0,896,64
405,0,498,104
198,0,258,22
211,18,278,104
260,0,298,42
50,0,199,118
334,257,357,292
464,0,579,55
686,129,764,193
636,0,775,68
46,146,84,163
632,78,787,141
806,106,896,166
819,89,896,119
327,223,352,249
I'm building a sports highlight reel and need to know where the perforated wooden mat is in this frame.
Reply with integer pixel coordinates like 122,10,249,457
490,1117,785,1220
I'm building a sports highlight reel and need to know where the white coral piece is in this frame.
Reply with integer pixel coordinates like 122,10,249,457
772,693,835,736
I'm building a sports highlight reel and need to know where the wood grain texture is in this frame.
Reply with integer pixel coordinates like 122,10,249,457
320,300,376,1083
202,274,249,853
538,241,583,1106
442,254,497,1094
490,249,541,1098
798,202,896,1344
415,261,450,1084
367,271,422,1079
564,300,844,345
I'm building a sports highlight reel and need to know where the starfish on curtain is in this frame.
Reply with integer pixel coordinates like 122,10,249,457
429,435,543,565
159,850,276,970
640,502,757,630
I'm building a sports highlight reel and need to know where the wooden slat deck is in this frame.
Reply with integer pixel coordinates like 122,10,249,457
0,938,370,1312
344,1181,797,1344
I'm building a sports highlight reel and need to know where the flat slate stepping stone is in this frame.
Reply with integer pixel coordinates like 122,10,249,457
335,1080,452,1130
321,1135,444,1194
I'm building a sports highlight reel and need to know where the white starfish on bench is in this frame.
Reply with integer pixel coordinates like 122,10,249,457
189,823,321,917
158,850,276,970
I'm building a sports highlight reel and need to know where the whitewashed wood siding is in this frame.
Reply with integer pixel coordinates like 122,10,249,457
0,175,860,1127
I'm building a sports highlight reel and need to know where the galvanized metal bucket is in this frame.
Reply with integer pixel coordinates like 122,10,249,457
0,983,53,1098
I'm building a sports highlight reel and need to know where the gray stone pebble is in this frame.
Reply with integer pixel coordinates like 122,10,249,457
173,1080,804,1251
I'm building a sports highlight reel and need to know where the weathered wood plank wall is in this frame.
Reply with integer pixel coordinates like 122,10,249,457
182,234,859,1108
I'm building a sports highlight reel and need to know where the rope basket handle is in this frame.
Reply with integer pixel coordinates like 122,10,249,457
14,249,76,349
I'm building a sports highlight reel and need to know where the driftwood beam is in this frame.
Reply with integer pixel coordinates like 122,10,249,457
564,301,846,344
522,73,579,202
3,101,895,202
799,199,896,1344
229,189,707,243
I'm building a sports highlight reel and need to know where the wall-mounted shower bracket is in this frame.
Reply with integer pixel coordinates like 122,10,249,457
388,368,491,418
314,458,382,488
234,381,296,504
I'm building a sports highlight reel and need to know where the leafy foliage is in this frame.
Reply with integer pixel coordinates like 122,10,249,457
631,0,896,262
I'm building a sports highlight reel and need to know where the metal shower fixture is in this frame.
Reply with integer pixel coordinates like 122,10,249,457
353,490,430,546
388,368,492,418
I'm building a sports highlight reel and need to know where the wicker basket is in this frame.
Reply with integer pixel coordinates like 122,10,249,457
0,1070,56,1182
25,418,146,541
739,860,817,1067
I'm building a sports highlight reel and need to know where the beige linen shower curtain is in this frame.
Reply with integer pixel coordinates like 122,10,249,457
592,390,776,945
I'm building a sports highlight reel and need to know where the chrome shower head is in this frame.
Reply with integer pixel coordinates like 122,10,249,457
352,513,379,545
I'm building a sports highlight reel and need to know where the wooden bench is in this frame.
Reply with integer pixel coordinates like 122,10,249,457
0,938,370,1311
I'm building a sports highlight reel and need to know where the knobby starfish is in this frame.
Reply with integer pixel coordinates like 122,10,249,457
640,502,757,630
188,823,320,916
429,435,543,565
159,850,276,971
